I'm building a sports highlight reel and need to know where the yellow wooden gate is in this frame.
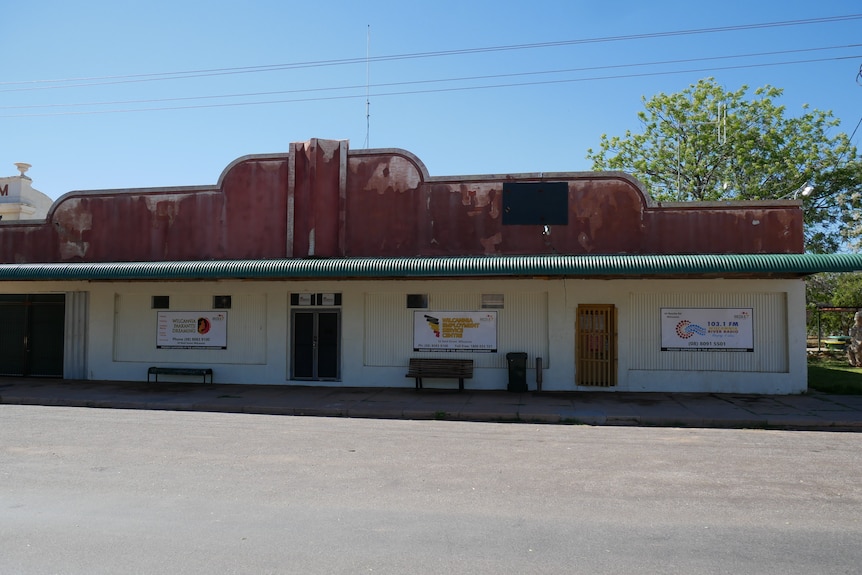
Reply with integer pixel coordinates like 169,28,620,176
576,304,617,387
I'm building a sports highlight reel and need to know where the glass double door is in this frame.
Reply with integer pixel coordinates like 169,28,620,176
290,310,340,380
0,294,65,377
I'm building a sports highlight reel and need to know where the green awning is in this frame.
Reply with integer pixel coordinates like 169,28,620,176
1,254,861,281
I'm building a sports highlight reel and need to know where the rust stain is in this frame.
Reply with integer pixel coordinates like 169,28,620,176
145,196,182,228
480,232,503,254
53,203,93,260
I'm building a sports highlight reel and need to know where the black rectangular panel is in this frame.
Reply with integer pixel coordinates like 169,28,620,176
28,301,65,377
0,305,26,375
292,312,315,378
502,182,569,225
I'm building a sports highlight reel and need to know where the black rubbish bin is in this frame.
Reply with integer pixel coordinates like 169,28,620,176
506,352,529,392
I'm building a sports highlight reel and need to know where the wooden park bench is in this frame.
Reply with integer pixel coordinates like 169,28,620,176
406,358,474,391
147,366,214,384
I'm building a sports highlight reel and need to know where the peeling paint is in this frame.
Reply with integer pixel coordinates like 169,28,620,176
56,208,93,234
367,156,421,193
50,208,94,259
60,241,89,259
147,198,180,227
480,233,502,254
316,139,342,162
144,194,188,211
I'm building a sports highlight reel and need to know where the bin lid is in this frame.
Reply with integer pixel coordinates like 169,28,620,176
506,352,528,359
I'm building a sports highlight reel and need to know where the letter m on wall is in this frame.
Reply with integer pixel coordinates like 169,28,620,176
0,184,8,196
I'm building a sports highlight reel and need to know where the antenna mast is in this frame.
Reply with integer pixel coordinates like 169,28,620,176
364,25,371,149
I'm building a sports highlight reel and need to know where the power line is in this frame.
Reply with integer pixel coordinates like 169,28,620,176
849,116,862,143
1,13,860,93
1,53,857,119
1,44,858,113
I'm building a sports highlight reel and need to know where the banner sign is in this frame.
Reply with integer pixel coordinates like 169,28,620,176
661,308,753,352
413,311,497,352
157,311,228,349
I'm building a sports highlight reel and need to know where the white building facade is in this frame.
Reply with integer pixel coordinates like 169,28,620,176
2,140,860,394
0,258,827,394
0,163,53,221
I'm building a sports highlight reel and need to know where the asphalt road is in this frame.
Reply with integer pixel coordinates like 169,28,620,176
2,405,861,574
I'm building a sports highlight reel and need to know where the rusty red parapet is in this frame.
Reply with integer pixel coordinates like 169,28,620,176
343,146,802,256
1,155,289,263
0,138,804,264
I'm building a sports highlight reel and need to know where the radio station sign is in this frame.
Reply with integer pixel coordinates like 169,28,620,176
413,311,497,352
661,308,753,352
157,311,228,349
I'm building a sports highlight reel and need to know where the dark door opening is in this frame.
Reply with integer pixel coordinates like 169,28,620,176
0,294,65,377
290,310,340,380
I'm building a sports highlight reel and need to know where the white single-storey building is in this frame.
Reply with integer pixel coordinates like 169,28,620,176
2,139,860,393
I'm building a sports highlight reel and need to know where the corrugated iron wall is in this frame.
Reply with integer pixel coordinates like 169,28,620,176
364,291,548,368
113,293,268,365
363,293,407,366
628,292,788,372
501,292,549,368
63,291,88,379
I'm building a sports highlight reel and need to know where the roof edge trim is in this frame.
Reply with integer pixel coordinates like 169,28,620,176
1,254,860,281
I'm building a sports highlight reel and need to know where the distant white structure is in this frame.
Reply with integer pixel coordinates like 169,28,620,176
0,163,53,221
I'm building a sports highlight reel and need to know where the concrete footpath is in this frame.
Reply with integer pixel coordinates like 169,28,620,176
2,378,862,431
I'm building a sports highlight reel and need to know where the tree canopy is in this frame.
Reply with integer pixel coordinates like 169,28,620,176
586,78,862,253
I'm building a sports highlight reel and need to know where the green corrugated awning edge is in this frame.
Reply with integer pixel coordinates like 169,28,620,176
1,254,861,281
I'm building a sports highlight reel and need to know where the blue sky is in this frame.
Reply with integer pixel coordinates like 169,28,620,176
4,1,861,200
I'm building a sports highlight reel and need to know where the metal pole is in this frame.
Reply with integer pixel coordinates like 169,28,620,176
536,357,543,392
817,309,822,352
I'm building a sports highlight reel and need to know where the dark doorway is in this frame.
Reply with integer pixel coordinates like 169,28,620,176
290,310,340,380
0,294,65,377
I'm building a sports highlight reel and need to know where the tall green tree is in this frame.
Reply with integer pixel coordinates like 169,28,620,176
586,78,862,252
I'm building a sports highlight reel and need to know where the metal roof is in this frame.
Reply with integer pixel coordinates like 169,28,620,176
1,254,861,281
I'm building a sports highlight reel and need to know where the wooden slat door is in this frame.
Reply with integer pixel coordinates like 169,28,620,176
576,304,617,387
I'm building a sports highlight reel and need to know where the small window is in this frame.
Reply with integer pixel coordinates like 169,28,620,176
291,293,313,306
290,293,342,306
482,294,504,309
152,296,170,309
407,294,428,308
213,295,232,309
319,293,342,306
